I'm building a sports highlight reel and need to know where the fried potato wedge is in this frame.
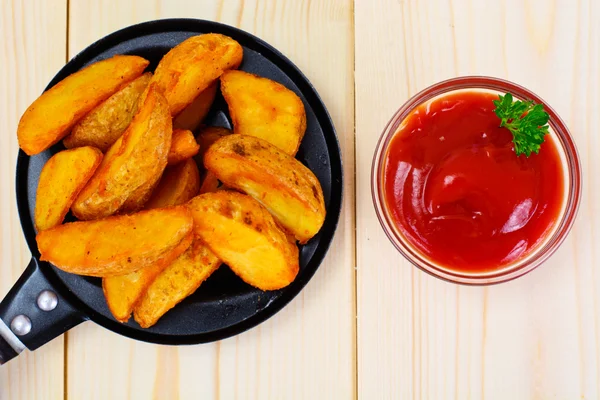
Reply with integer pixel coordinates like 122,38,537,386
120,127,198,213
36,206,193,277
197,126,232,160
196,126,232,193
204,135,325,243
167,129,200,165
117,178,159,214
101,133,123,162
220,70,306,156
18,55,149,155
134,239,221,328
151,33,243,116
63,72,152,151
173,81,218,131
121,128,194,212
189,191,299,290
199,172,221,194
72,83,172,220
146,159,200,209
102,233,193,322
34,147,103,231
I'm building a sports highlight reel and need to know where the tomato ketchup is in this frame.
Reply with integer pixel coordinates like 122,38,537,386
383,91,564,272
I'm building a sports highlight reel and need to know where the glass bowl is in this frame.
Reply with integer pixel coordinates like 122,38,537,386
371,76,582,285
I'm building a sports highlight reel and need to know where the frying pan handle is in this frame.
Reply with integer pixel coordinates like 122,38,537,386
0,258,87,365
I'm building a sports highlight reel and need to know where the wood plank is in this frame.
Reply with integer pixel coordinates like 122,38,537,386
66,1,355,398
0,1,67,399
355,0,599,398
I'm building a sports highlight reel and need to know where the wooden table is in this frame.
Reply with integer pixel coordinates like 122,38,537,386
1,0,598,398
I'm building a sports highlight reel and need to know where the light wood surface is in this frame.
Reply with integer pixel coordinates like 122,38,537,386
356,0,600,399
0,1,67,399
2,0,599,398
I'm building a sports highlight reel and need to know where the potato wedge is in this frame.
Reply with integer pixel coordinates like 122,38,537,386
196,126,232,193
220,70,306,156
100,133,123,163
120,132,199,212
199,172,221,194
36,206,193,277
72,83,172,220
167,129,200,165
204,135,325,243
79,133,123,206
173,81,218,131
117,179,159,214
34,147,103,231
133,239,221,328
102,234,193,322
151,33,243,116
189,191,299,290
145,158,200,209
63,72,152,151
197,126,232,160
18,55,149,155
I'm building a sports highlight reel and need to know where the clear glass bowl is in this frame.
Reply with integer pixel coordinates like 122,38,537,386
371,77,582,285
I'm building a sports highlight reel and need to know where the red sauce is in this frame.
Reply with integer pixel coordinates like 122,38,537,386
383,91,564,273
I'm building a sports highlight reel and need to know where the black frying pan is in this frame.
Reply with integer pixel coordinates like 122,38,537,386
0,19,342,365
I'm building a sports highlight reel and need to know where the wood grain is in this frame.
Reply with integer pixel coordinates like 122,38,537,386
5,0,598,397
0,1,67,399
65,1,355,399
355,0,599,399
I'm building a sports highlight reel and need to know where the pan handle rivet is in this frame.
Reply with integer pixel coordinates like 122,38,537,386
10,315,31,336
37,290,58,311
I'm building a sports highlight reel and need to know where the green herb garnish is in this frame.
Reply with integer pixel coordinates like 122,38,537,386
492,93,550,157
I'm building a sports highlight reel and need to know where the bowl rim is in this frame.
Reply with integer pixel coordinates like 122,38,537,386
371,76,582,285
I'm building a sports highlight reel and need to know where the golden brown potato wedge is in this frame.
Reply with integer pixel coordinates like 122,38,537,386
118,179,160,214
102,234,193,322
173,81,218,131
34,147,103,231
196,126,232,194
36,206,193,277
133,239,221,328
72,83,172,220
189,191,299,290
145,158,200,209
167,129,200,165
204,135,325,243
197,126,232,160
63,72,152,152
18,55,149,155
151,33,243,116
77,133,124,209
120,130,198,213
220,70,306,156
199,172,221,194
117,139,189,215
121,129,198,213
100,134,123,163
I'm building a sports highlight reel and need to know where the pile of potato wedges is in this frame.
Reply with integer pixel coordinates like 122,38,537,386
20,33,325,328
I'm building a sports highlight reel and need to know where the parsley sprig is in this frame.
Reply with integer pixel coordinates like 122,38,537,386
492,93,550,157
